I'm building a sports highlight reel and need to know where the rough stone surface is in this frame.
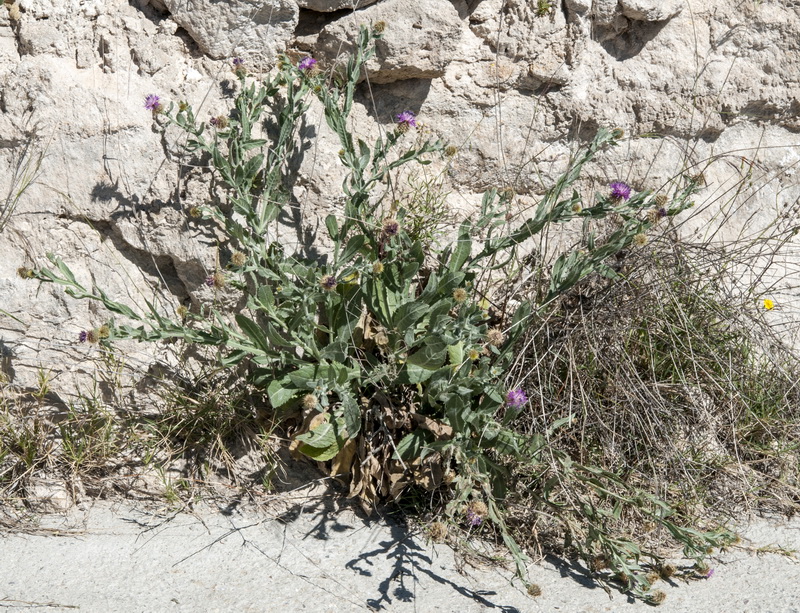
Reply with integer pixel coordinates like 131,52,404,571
1,0,799,398
620,0,684,22
313,0,468,84
296,0,380,12
163,0,298,60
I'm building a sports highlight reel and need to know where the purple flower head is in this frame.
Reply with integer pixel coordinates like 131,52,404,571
610,181,632,201
657,206,668,219
204,275,215,287
465,509,483,527
320,274,338,291
395,111,417,128
209,116,218,127
705,568,715,579
298,57,317,71
232,57,244,67
382,218,399,237
78,330,88,343
506,388,528,409
144,94,161,112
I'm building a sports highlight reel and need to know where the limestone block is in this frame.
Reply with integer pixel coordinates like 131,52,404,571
564,0,591,12
591,0,619,25
163,0,298,60
17,20,70,57
296,0,379,11
620,0,684,22
315,0,465,83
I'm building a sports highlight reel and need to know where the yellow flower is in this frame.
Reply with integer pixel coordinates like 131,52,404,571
763,298,775,310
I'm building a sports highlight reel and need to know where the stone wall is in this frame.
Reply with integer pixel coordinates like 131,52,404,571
1,0,799,398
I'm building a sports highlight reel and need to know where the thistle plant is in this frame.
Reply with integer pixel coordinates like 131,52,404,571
29,25,735,598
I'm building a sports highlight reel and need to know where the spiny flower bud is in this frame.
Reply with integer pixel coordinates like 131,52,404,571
659,564,676,579
205,272,225,288
373,20,387,34
232,57,246,77
527,584,542,597
428,521,447,542
372,261,384,274
98,325,110,339
465,500,488,526
452,288,467,303
382,218,399,237
320,275,337,291
176,305,189,320
230,251,246,267
444,145,458,157
17,266,34,279
486,327,505,347
302,394,317,410
633,233,648,247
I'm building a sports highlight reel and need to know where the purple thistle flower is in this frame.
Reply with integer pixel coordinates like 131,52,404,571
610,181,632,201
209,116,219,127
705,568,715,579
320,274,338,291
78,330,88,343
657,206,668,219
232,57,244,67
506,388,528,409
298,57,317,71
395,111,417,128
144,94,161,112
466,509,483,527
382,218,399,237
204,275,215,287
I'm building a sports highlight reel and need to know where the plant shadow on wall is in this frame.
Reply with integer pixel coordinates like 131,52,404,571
17,26,800,605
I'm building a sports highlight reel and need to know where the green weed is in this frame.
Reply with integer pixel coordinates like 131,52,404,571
23,26,799,600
